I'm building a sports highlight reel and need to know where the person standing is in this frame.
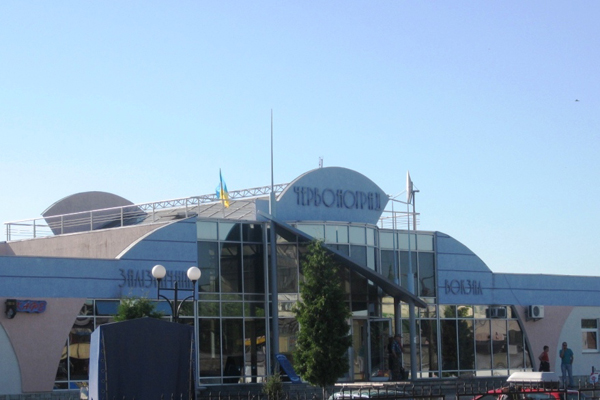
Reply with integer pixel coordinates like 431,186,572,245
391,334,404,380
538,345,550,372
387,336,395,377
559,342,574,387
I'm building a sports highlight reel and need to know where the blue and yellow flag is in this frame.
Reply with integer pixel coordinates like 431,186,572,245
216,169,230,208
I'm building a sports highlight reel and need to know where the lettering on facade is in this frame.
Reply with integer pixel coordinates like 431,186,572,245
444,279,483,295
16,300,47,313
118,269,195,289
293,186,381,211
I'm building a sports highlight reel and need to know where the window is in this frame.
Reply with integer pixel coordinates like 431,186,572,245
582,319,598,352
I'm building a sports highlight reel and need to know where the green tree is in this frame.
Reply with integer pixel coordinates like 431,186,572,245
113,296,163,322
262,367,283,399
293,240,351,392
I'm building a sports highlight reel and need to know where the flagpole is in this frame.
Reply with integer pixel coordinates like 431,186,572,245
407,171,417,381
269,109,276,217
219,169,226,218
268,109,280,372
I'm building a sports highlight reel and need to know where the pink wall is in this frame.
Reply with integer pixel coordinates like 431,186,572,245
0,298,85,393
517,305,573,372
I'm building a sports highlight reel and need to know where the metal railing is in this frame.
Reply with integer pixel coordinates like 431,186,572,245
4,184,289,241
3,183,420,242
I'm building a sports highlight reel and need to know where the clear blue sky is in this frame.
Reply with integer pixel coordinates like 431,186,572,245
1,2,598,276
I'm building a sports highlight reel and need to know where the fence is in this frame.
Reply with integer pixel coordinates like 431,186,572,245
4,380,599,400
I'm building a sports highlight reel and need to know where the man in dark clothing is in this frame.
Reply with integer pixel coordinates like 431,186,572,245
391,334,404,380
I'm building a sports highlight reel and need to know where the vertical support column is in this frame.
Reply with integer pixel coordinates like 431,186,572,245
269,221,279,371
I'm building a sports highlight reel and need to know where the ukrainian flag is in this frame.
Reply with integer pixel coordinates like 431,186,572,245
216,169,230,208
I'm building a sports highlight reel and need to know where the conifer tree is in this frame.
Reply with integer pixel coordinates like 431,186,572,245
293,240,352,391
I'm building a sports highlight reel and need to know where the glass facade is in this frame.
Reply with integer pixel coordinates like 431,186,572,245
54,219,534,388
196,221,267,385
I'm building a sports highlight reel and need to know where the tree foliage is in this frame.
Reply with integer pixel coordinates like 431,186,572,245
293,240,352,389
113,296,163,322
262,368,283,399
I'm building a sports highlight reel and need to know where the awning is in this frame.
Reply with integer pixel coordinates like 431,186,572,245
259,212,427,308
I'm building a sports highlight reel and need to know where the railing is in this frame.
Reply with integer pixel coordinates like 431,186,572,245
4,184,288,241
3,183,420,241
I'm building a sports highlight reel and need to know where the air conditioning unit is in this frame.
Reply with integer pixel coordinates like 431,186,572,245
528,305,544,319
486,306,507,319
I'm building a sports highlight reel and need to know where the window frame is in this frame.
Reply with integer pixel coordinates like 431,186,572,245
581,318,599,353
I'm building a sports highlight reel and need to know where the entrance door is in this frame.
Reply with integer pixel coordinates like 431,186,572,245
351,320,367,381
370,319,392,380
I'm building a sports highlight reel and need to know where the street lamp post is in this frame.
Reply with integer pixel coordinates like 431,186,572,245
151,264,201,323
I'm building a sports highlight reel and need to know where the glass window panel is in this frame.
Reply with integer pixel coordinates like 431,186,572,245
221,243,242,293
380,250,398,282
440,305,457,318
419,320,438,372
418,252,435,297
219,222,240,241
278,300,295,318
222,302,244,317
244,319,267,383
325,225,349,243
242,223,263,243
245,302,266,318
473,306,487,319
582,319,598,329
584,332,598,350
337,226,349,243
276,226,296,243
401,304,410,318
379,231,394,249
79,300,93,315
349,226,365,244
475,320,491,370
366,228,375,246
508,320,525,369
420,303,438,318
399,251,417,291
56,340,69,382
198,318,222,381
155,301,173,316
198,302,219,317
197,221,218,240
277,245,298,293
177,300,195,317
491,320,508,369
457,306,474,318
329,244,349,257
243,244,264,294
398,233,417,250
417,234,434,251
366,247,375,270
69,320,93,381
198,242,220,293
296,224,324,240
350,245,367,267
441,320,458,370
458,319,474,370
278,319,299,357
95,301,119,316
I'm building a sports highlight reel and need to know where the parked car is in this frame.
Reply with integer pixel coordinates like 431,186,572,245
329,388,412,400
472,372,585,400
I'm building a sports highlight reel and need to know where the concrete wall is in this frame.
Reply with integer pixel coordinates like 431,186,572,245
0,323,21,394
0,223,167,259
0,298,84,394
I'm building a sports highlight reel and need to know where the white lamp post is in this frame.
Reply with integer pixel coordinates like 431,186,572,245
151,265,201,323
